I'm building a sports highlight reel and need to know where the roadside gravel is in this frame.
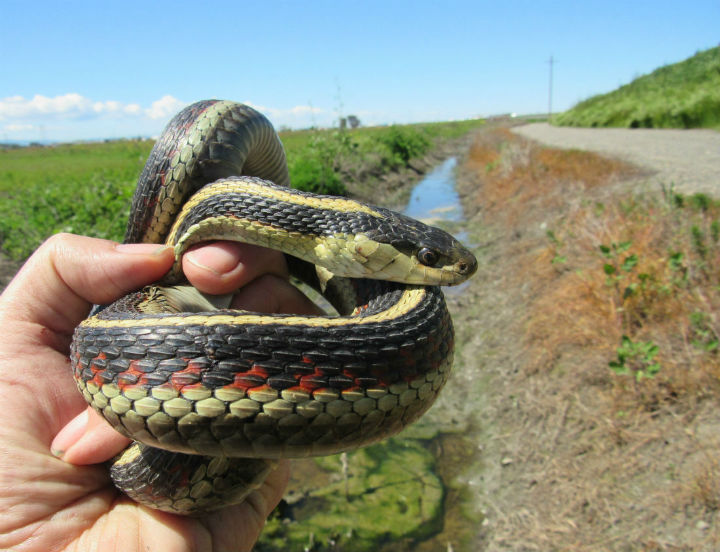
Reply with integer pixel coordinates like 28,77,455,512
513,122,720,196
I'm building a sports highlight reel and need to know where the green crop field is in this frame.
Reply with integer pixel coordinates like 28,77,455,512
0,118,484,260
554,46,720,129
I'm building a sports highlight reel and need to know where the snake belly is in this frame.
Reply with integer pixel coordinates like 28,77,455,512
70,100,476,515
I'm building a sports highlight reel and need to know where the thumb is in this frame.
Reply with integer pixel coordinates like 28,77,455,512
0,233,174,350
51,406,131,464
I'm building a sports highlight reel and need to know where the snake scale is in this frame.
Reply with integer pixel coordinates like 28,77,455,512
70,100,477,514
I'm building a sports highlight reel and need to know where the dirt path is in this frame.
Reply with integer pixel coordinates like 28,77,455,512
513,123,720,196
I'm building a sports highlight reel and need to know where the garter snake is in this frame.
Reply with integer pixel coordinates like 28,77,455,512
70,100,477,514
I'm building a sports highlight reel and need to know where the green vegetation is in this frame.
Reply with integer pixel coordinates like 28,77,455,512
0,140,153,259
257,438,444,551
0,118,484,260
543,183,720,409
377,125,432,166
554,46,720,129
608,335,661,383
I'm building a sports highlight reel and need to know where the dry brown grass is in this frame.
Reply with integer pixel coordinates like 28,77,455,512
460,127,720,550
533,194,720,412
469,128,720,410
466,127,636,228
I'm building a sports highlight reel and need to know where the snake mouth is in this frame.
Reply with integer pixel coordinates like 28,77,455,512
456,256,478,278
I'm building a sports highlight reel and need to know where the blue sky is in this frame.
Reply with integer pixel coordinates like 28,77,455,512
1,0,718,142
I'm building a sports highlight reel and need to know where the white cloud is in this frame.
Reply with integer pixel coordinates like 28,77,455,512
145,95,187,120
242,101,328,128
289,105,323,115
0,93,91,120
124,103,142,115
92,100,123,113
0,93,333,141
0,93,187,122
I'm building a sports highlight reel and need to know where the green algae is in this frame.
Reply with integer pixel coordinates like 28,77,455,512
256,438,444,551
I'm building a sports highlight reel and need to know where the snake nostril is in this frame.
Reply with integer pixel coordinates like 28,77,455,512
458,262,468,273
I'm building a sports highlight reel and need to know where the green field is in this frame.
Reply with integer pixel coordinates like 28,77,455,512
0,118,484,260
554,46,720,129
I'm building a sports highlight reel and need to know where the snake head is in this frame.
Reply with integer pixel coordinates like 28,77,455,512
352,209,478,286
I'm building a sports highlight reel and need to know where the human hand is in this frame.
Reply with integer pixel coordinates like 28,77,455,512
0,234,318,551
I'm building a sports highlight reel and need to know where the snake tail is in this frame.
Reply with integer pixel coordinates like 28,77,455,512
110,443,276,515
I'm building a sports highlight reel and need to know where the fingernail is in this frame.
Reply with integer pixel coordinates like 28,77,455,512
115,243,172,256
184,244,242,276
51,409,89,458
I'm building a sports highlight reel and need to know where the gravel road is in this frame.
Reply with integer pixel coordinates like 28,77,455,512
513,123,720,196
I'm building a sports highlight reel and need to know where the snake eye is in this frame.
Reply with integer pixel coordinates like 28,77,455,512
417,247,439,267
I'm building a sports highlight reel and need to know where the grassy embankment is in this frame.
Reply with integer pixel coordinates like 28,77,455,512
554,45,720,129
0,118,483,261
460,127,720,549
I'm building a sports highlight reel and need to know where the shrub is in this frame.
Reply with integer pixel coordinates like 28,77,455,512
287,131,353,196
377,126,431,166
289,155,346,196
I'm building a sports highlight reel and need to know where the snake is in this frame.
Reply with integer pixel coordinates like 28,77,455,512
70,100,477,515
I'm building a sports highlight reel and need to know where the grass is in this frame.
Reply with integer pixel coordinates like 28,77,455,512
467,127,720,411
554,46,720,129
0,117,484,260
461,127,720,549
0,140,153,259
537,191,720,408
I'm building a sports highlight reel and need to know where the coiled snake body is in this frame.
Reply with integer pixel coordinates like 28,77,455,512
70,100,477,514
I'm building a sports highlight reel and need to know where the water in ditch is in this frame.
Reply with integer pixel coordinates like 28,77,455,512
403,157,463,224
399,155,482,549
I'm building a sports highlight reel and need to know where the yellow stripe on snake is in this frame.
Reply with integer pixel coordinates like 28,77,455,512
70,100,477,514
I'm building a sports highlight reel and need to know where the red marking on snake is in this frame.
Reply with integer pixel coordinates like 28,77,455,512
150,382,176,396
246,384,272,397
232,365,270,390
180,382,208,396
88,352,110,386
299,366,326,391
116,359,149,392
170,361,204,389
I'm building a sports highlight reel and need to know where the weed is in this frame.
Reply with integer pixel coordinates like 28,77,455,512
288,131,352,196
600,241,635,287
376,126,431,167
689,311,719,353
609,335,661,382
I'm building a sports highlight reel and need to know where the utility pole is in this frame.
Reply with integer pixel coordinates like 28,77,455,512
547,55,555,123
